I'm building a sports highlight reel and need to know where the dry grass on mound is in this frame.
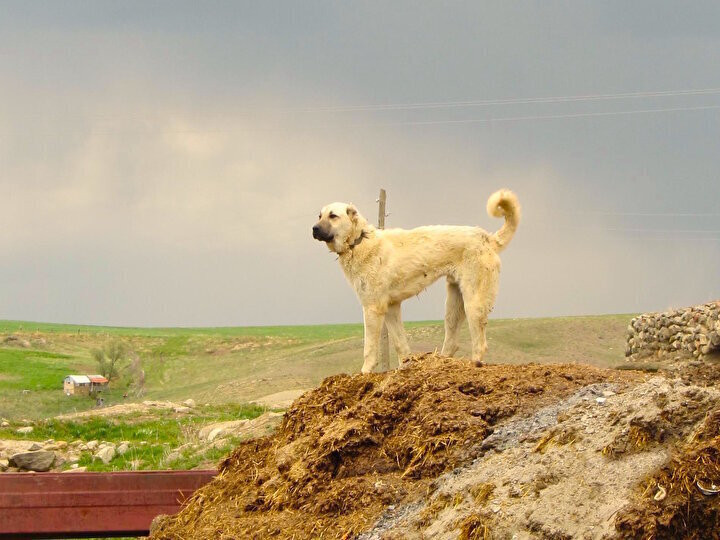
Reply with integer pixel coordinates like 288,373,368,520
615,408,720,540
150,354,635,540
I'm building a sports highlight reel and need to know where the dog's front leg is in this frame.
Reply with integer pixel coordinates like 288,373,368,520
361,305,386,373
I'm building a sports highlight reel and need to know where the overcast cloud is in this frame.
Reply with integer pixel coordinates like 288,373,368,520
2,1,719,326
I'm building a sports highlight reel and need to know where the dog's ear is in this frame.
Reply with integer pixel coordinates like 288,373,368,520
346,204,358,221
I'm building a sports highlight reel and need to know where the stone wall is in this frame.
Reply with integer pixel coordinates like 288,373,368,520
625,301,720,360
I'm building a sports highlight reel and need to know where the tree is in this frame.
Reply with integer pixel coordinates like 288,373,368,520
91,340,128,381
129,352,146,397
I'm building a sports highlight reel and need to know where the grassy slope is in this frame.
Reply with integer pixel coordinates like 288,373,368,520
0,314,633,421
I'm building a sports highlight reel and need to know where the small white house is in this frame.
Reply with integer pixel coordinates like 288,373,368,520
64,375,91,395
63,374,109,396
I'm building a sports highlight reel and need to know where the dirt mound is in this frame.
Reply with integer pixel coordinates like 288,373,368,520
150,354,636,539
362,375,719,539
615,408,720,539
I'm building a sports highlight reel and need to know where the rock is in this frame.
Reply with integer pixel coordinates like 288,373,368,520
0,458,8,471
596,397,606,405
86,440,99,451
165,451,181,463
9,451,56,472
16,426,33,435
1,421,9,428
174,406,191,414
94,446,116,464
208,427,225,442
28,442,42,451
182,399,196,408
116,442,130,455
626,302,720,360
54,455,66,468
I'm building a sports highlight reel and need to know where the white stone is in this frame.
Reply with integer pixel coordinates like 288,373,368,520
93,446,116,464
208,427,225,442
16,426,33,434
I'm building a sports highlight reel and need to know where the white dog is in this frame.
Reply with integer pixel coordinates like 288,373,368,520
312,189,520,373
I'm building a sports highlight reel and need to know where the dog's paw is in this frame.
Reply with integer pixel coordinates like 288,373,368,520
473,360,485,368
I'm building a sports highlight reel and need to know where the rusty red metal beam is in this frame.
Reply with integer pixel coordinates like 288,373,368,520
0,470,215,539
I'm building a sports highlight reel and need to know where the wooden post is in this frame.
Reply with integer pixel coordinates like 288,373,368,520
378,189,390,372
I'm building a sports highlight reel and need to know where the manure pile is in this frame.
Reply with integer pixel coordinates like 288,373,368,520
150,354,720,539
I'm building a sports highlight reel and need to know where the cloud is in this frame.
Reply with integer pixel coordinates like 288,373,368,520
1,3,719,326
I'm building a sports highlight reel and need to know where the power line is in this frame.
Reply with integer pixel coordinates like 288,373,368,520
71,103,719,135
375,104,720,126
584,212,720,217
534,224,720,237
602,227,720,234
300,87,720,113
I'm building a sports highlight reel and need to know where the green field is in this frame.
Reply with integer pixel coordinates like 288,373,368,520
0,315,633,422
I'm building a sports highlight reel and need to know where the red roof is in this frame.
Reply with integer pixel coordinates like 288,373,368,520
88,376,109,384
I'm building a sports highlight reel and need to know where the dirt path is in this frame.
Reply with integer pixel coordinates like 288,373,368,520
54,400,186,420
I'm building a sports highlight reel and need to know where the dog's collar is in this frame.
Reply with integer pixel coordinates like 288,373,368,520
349,230,369,249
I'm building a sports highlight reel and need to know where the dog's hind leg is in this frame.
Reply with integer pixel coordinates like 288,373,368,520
385,302,412,363
461,267,499,366
441,280,465,357
361,304,386,373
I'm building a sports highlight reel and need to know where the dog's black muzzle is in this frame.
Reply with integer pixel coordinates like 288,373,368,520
312,225,333,242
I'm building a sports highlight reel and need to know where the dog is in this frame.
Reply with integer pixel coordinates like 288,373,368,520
312,189,520,373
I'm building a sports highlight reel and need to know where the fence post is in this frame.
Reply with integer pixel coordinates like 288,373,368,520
378,189,390,372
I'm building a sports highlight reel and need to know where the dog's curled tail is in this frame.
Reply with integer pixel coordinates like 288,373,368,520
487,189,521,251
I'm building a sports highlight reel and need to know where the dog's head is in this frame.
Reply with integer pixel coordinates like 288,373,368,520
312,202,368,253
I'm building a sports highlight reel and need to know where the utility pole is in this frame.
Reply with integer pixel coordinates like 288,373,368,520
377,189,390,372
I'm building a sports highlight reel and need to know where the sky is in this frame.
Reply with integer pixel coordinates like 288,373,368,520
1,1,719,327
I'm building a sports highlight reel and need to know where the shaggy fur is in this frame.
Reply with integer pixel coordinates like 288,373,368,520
312,189,521,373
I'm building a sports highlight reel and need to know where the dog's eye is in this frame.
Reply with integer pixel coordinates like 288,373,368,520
329,213,338,219
318,214,321,219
